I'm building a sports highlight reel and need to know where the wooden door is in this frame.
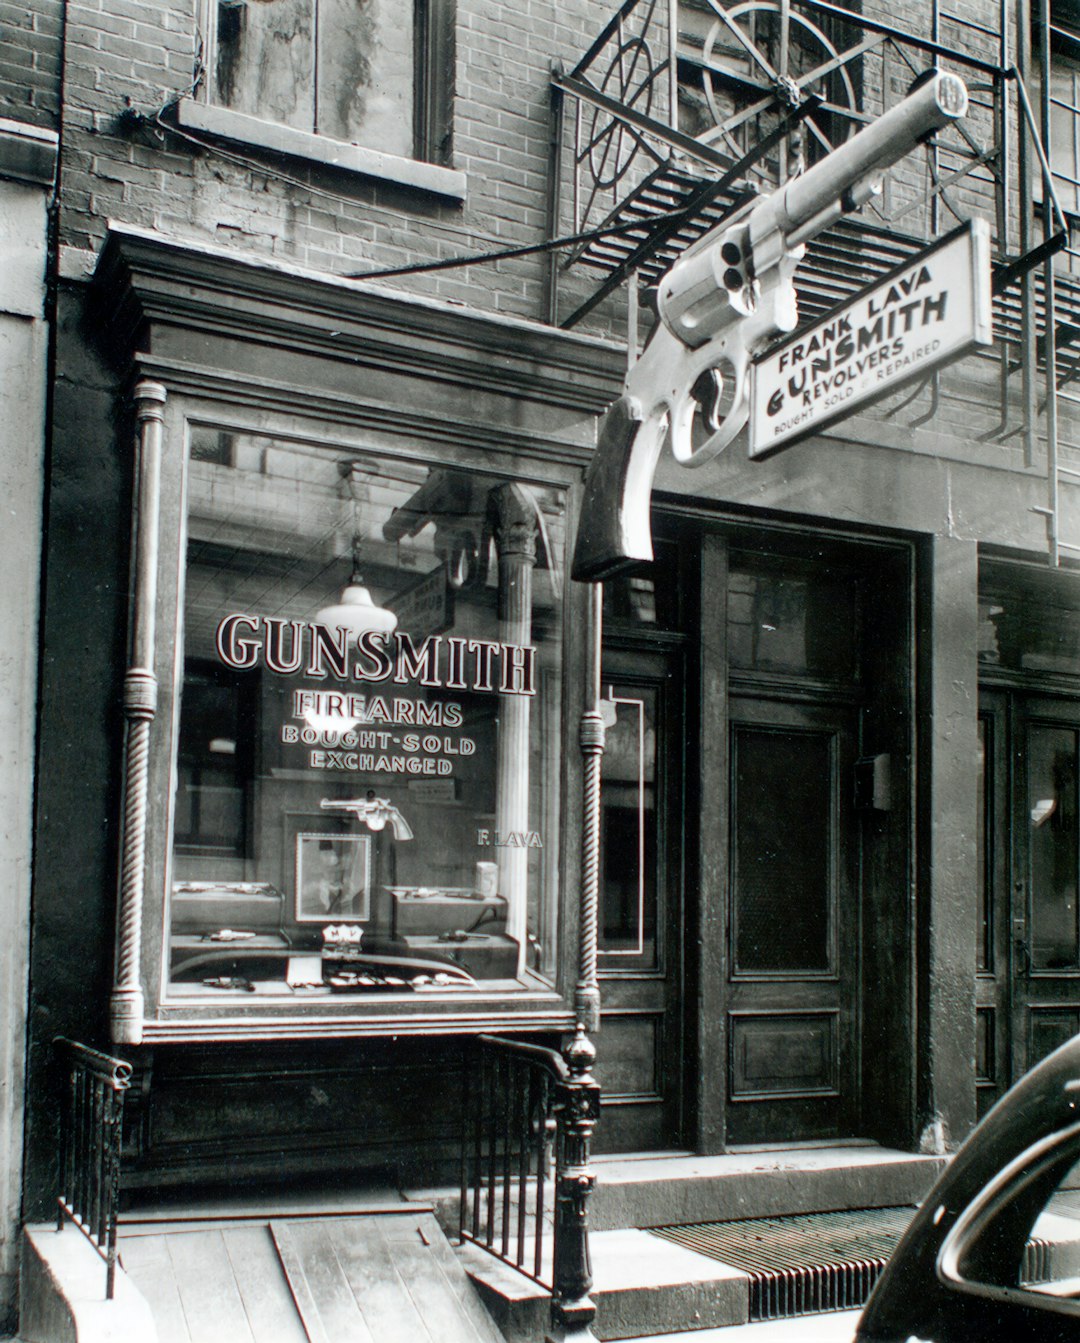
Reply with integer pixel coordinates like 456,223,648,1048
724,695,860,1145
1010,695,1080,1076
594,645,686,1151
978,690,1080,1107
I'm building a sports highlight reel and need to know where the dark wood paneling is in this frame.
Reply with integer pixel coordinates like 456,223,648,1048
594,1013,662,1100
729,1012,839,1100
1029,1008,1080,1068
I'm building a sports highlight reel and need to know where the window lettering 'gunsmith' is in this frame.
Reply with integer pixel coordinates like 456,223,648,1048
216,615,536,696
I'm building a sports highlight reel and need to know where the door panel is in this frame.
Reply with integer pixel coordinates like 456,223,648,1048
594,650,684,1151
975,692,1010,1118
725,697,859,1145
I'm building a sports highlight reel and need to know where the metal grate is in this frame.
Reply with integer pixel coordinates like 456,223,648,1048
651,1206,917,1321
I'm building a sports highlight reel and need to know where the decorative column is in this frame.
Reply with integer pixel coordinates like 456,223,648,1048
109,381,166,1045
547,582,605,1341
491,484,539,974
575,583,604,1032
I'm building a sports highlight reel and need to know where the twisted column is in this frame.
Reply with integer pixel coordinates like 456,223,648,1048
575,583,603,1032
548,1025,600,1343
110,381,166,1045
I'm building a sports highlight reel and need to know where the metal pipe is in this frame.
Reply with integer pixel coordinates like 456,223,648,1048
1041,0,1061,565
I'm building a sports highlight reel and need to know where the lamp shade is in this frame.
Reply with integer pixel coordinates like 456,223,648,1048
315,583,398,637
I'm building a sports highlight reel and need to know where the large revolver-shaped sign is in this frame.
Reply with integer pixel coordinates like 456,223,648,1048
572,71,969,581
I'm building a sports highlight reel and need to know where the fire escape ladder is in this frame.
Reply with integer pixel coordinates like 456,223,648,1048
1028,0,1080,565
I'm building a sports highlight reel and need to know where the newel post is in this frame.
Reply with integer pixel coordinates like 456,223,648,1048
110,380,166,1045
549,1026,601,1343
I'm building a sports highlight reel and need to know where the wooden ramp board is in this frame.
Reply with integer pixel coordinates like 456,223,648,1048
120,1212,506,1343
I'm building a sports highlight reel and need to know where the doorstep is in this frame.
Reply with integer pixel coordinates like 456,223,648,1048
587,1145,948,1231
460,1228,750,1343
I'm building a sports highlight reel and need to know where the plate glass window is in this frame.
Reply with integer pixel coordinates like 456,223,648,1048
169,430,565,999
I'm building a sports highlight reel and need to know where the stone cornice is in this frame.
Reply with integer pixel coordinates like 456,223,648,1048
93,223,625,417
132,352,598,465
0,117,58,188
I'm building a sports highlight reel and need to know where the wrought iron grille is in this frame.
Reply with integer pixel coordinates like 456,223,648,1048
652,1206,917,1321
55,1037,132,1300
549,0,1041,329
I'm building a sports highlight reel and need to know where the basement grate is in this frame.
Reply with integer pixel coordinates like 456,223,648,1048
650,1206,918,1321
651,1207,1060,1322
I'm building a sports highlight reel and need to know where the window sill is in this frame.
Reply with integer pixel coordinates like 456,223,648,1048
176,99,467,202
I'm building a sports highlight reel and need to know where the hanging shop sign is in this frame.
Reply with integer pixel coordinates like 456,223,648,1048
748,217,993,459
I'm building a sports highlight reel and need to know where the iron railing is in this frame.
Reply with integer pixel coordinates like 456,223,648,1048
55,1037,132,1299
460,1030,601,1333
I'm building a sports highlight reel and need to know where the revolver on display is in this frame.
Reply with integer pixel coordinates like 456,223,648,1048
571,70,969,582
319,796,415,841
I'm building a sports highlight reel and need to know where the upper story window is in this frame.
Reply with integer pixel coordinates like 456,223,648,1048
1035,5,1080,268
201,0,454,165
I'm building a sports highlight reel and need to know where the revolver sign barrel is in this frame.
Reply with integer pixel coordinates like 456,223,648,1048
572,71,969,582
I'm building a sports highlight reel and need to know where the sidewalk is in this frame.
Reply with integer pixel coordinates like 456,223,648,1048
641,1310,861,1342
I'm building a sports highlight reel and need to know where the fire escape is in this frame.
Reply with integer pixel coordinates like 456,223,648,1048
544,0,1079,564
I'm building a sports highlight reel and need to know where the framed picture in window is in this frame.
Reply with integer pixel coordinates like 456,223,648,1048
295,833,372,922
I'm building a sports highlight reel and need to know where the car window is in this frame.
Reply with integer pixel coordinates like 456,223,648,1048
938,1121,1080,1311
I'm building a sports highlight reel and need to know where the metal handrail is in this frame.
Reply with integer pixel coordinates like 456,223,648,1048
459,1031,600,1334
55,1037,131,1300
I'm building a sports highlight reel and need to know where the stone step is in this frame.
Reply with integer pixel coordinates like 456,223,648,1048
588,1146,948,1231
460,1229,750,1342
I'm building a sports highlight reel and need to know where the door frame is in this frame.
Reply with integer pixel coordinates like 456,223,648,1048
682,517,916,1152
595,637,688,1152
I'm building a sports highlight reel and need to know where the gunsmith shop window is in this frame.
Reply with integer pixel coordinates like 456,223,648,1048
204,0,453,163
168,429,565,1000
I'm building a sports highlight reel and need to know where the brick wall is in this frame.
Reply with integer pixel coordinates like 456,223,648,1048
55,0,624,327
50,0,1068,452
0,0,63,130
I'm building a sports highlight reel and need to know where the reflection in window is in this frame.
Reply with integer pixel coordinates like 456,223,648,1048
602,538,680,631
599,687,658,963
174,661,257,859
169,433,565,998
979,568,1080,674
728,564,857,680
1029,724,1080,971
